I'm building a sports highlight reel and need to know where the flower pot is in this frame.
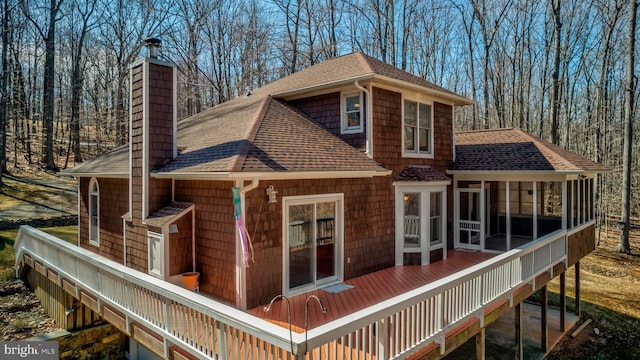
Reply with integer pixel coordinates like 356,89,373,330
181,272,200,291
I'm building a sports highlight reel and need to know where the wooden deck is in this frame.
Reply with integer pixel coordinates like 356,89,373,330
248,250,496,332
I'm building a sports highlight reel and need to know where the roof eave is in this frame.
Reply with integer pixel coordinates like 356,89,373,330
270,74,375,98
393,180,451,187
445,169,584,175
372,74,474,106
58,171,130,178
151,170,392,181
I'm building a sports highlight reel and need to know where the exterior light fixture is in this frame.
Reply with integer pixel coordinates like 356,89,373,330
267,185,278,203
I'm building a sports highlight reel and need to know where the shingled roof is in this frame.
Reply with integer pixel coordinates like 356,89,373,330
394,166,451,182
256,52,472,106
450,128,609,173
155,96,388,176
61,145,129,177
62,52,473,179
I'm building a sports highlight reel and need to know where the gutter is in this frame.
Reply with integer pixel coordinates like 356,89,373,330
354,80,373,158
150,170,392,180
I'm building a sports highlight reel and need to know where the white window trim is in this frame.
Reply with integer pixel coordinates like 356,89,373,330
340,92,364,134
402,96,435,159
282,193,344,297
88,177,100,247
394,184,448,265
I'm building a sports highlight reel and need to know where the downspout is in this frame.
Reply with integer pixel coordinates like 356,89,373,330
235,177,259,310
241,178,260,195
354,81,373,158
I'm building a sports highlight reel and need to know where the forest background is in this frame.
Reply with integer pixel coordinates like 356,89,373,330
0,0,638,244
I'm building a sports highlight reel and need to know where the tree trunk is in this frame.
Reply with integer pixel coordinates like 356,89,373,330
549,0,561,144
43,0,60,171
617,0,637,254
0,0,9,184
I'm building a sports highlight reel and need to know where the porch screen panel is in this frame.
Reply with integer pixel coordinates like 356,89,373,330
572,180,579,227
588,179,595,220
509,182,534,246
289,204,313,289
537,182,562,238
567,181,573,228
579,179,585,224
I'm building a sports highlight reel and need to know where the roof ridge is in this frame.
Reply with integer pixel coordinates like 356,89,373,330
355,52,375,73
231,95,273,172
456,127,515,134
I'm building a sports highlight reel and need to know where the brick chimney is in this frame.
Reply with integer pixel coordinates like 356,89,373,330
129,38,176,222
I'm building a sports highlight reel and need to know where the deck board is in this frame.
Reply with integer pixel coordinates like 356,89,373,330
248,250,496,332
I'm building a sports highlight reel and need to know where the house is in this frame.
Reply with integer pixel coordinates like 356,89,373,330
14,40,607,360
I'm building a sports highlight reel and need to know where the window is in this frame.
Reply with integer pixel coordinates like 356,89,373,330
284,194,343,295
430,192,443,245
88,178,100,246
403,99,433,157
341,93,363,133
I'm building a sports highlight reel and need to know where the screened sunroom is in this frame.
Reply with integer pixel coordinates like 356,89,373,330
449,128,607,253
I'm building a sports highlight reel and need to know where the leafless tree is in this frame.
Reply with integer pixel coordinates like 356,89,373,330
617,0,637,253
22,0,64,171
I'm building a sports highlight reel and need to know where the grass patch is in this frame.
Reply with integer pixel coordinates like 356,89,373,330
0,226,78,280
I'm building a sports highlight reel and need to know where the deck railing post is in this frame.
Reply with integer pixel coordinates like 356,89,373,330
376,317,389,359
216,321,229,359
164,297,172,335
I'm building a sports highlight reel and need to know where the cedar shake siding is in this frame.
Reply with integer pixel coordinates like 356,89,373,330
130,61,173,221
371,87,454,174
168,214,193,276
79,177,128,264
567,224,596,267
146,63,174,213
371,87,455,251
174,180,237,305
125,59,175,274
243,177,394,309
290,92,366,151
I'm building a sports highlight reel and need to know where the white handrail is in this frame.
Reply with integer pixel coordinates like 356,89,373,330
15,225,567,359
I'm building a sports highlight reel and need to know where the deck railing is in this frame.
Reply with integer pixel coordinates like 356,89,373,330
15,226,566,360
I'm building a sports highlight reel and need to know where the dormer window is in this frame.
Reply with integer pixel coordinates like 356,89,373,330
341,92,363,134
403,99,433,158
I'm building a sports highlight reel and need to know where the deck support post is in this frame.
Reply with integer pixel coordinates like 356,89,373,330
560,271,566,331
575,261,581,316
515,302,522,360
475,327,485,360
541,285,548,353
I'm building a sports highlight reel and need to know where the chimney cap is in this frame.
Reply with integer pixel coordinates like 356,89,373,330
145,37,162,47
145,37,161,58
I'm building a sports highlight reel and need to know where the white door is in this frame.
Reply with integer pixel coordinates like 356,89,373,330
457,189,481,249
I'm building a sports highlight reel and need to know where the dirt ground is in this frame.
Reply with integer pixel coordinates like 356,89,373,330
545,226,640,359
